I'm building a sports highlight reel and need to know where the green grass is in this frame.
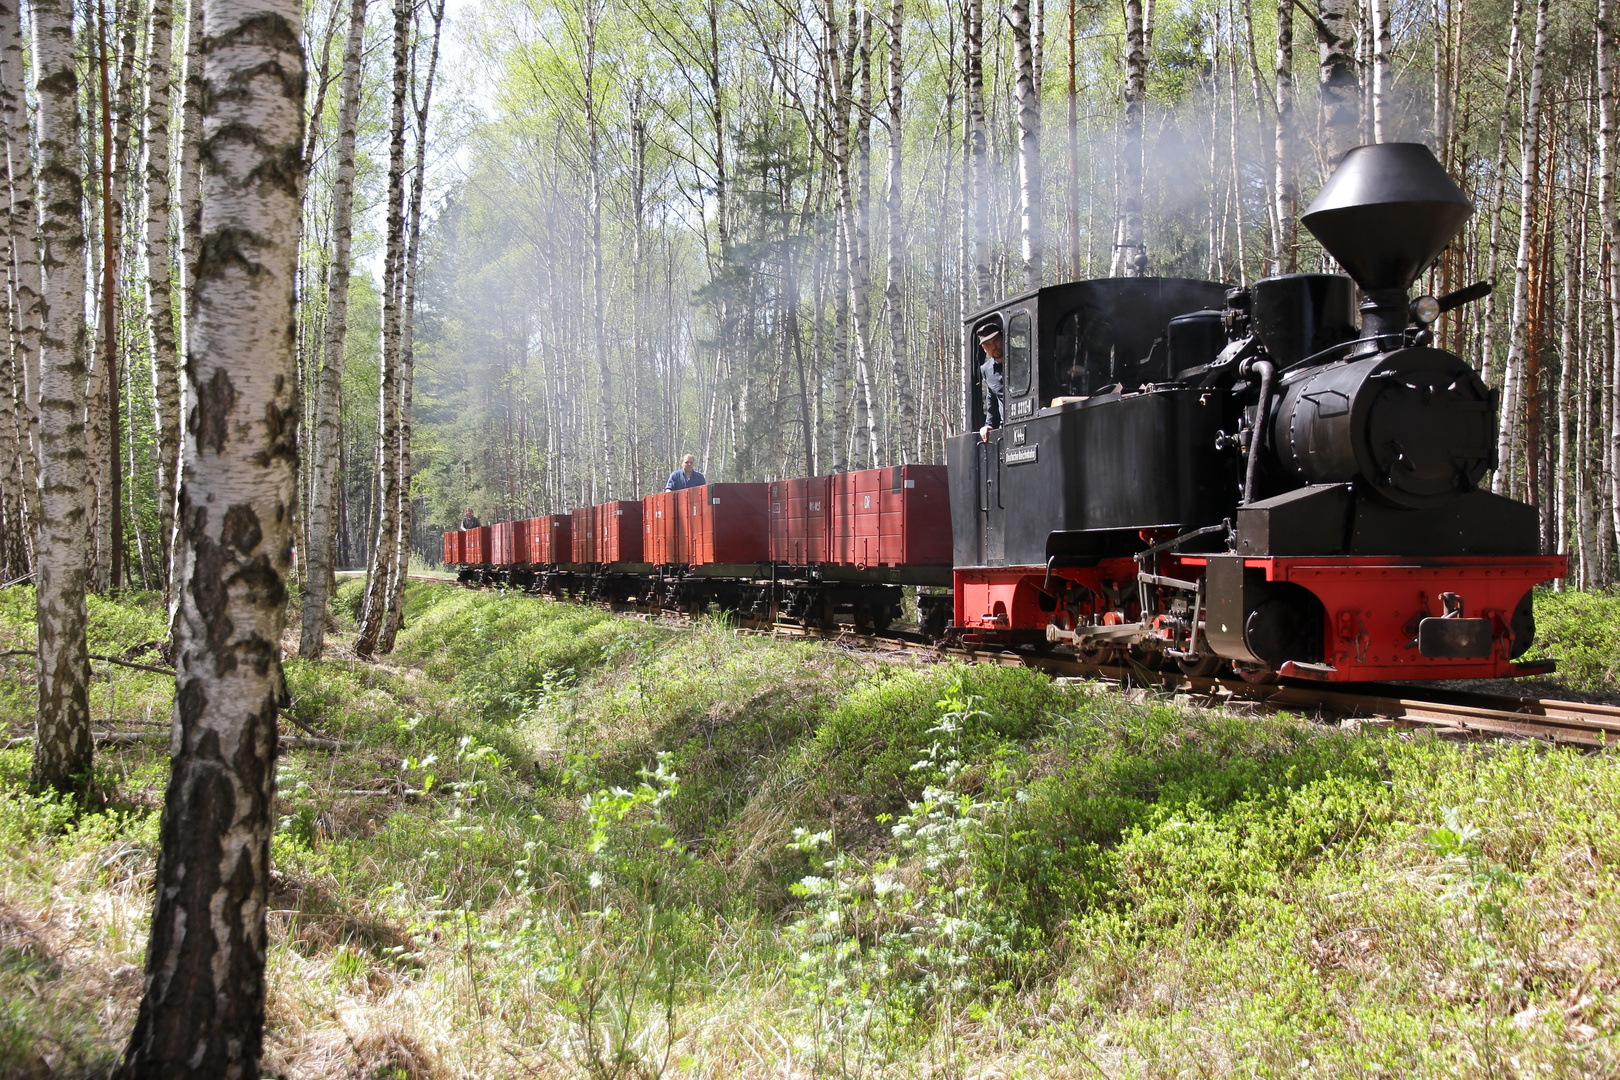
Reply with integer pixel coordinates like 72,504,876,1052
0,580,1616,1077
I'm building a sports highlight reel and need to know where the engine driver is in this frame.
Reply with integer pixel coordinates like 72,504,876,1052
977,322,1005,442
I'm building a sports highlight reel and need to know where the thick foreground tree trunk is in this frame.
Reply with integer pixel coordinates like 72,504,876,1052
115,0,304,1074
28,0,92,797
299,0,367,660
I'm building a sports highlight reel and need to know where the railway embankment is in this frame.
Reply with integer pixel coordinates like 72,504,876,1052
1,581,1617,1076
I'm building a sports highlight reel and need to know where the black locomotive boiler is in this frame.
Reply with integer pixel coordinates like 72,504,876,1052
946,142,1566,682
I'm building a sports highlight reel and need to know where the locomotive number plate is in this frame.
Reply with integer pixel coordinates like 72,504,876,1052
1010,398,1035,419
1005,445,1038,466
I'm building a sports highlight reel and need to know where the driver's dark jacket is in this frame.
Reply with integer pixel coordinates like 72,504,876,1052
980,357,1005,429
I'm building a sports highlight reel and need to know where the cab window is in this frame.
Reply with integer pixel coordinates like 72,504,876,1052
1006,311,1032,396
1051,307,1116,401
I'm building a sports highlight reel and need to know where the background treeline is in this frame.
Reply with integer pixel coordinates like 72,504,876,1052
424,0,1620,590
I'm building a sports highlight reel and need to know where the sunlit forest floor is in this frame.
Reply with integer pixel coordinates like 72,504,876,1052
1,582,1619,1078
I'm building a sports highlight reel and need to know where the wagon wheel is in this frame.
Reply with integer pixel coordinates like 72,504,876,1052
817,594,839,632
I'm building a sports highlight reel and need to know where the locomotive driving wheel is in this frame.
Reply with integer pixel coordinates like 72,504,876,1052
1234,663,1280,685
1078,645,1119,666
1176,652,1223,678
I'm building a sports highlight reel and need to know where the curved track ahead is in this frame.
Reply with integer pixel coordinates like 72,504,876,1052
430,575,1620,749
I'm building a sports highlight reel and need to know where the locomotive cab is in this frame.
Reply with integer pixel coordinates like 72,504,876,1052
949,277,1236,575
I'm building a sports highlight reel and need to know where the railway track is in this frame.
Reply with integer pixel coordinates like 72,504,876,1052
433,576,1620,749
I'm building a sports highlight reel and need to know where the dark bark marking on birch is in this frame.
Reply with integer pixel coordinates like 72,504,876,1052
192,367,236,453
254,397,298,467
187,524,236,666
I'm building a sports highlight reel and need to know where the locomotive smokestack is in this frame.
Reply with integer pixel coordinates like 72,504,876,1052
1301,143,1473,341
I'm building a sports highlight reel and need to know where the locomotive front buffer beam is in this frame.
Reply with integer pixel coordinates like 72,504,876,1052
957,551,1567,682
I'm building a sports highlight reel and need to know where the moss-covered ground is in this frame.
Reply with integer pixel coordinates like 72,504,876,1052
0,581,1616,1078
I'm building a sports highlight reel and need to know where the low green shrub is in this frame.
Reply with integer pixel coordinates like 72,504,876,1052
1531,585,1620,692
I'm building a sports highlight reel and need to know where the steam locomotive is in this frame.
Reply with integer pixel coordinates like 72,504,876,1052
448,143,1565,684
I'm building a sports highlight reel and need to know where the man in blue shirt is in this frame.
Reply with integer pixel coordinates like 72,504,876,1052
665,454,706,491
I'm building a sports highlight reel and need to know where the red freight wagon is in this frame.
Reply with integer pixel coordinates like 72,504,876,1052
679,483,769,565
442,531,458,566
491,520,531,566
463,525,492,565
526,514,572,564
879,464,951,565
571,507,595,564
643,492,679,564
767,482,790,563
769,477,831,565
594,500,645,563
831,466,951,568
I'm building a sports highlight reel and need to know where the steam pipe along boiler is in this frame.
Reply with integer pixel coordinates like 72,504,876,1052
944,142,1566,682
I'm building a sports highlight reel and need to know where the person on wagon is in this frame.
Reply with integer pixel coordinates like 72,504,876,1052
665,454,707,492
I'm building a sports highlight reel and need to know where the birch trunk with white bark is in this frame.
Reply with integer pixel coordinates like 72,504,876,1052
144,0,179,585
1115,0,1146,276
0,0,41,565
27,0,92,797
1274,0,1295,272
353,0,411,659
965,0,991,304
380,0,446,654
116,1,303,1070
1494,0,1549,496
1316,0,1358,164
884,0,913,460
1011,0,1041,290
299,0,366,660
1600,0,1620,560
1369,0,1392,140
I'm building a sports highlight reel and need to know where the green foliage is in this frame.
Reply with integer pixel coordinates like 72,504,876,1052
796,664,1062,817
6,583,1620,1076
1529,586,1620,692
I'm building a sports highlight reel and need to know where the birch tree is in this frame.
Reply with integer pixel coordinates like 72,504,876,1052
1495,0,1550,494
1011,0,1041,289
380,0,447,654
1317,0,1357,162
0,0,41,565
116,0,304,1071
1114,0,1146,276
299,0,366,660
884,0,913,459
1274,0,1296,271
1369,0,1392,140
144,0,179,581
354,0,412,659
28,0,92,797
